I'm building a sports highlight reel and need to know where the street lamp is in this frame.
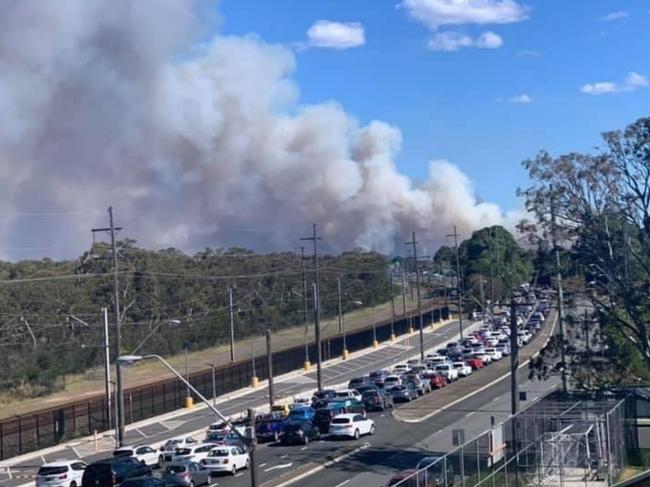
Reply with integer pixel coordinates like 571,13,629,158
117,354,260,487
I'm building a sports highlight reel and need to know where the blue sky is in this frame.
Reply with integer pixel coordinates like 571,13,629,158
212,0,650,212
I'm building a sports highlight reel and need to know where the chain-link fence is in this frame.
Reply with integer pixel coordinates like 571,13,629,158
390,390,632,487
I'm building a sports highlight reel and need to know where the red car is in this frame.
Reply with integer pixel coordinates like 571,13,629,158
466,358,484,370
428,373,447,389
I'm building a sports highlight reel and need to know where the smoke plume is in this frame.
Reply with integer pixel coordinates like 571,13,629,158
0,0,517,260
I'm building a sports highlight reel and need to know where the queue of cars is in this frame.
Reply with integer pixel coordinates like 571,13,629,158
384,284,551,487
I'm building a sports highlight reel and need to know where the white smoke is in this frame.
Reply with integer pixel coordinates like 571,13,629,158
0,0,518,260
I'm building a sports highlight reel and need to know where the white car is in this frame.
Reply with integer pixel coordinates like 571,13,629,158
328,414,375,440
383,375,402,390
172,443,218,464
427,356,448,367
113,445,158,467
392,364,410,374
36,461,86,487
201,446,249,475
334,389,362,402
474,351,492,364
484,348,503,361
452,362,472,377
159,436,198,465
406,358,421,367
434,364,458,381
496,343,510,356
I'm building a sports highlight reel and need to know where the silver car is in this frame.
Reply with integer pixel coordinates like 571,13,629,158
162,462,210,486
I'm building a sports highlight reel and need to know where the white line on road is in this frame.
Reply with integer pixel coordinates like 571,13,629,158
466,412,475,417
264,462,293,472
492,396,500,402
259,463,267,467
335,480,352,487
271,442,371,487
300,446,308,451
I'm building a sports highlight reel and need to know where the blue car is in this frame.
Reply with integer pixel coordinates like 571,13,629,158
287,406,315,422
256,415,287,442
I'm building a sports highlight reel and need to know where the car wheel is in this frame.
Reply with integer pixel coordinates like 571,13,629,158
370,425,376,435
231,465,237,475
70,482,77,487
157,456,164,469
245,458,250,470
190,481,195,487
273,431,279,442
354,429,360,440
303,436,309,445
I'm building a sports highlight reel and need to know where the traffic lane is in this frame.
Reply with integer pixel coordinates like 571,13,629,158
278,367,558,487
0,320,472,486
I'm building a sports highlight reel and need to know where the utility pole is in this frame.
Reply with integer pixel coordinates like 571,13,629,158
510,299,519,415
92,206,125,445
248,408,260,487
300,247,310,368
405,232,424,361
390,270,396,340
301,224,323,391
102,308,112,430
228,287,236,362
266,329,274,410
448,225,464,340
338,277,348,358
401,270,407,316
337,277,343,335
551,190,569,393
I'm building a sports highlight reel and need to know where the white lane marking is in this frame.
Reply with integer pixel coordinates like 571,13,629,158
492,396,500,402
259,463,267,467
209,483,219,486
235,473,243,477
264,462,293,472
300,446,308,451
335,480,352,487
280,454,289,459
466,412,475,417
271,442,371,487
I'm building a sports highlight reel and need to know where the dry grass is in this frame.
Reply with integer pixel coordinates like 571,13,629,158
0,294,432,419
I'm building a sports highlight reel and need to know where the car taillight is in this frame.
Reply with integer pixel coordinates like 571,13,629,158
112,474,117,485
182,472,190,479
58,473,67,480
223,459,229,464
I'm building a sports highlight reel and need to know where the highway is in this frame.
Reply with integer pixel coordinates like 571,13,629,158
0,310,558,487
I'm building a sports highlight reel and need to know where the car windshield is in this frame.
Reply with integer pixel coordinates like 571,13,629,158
362,391,377,398
208,433,225,441
331,418,350,424
284,423,304,432
113,449,133,457
166,465,187,474
175,448,191,455
38,466,68,476
210,450,229,457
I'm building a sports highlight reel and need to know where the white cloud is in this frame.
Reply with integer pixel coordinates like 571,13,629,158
600,10,629,21
507,93,533,104
402,0,529,30
517,49,540,57
625,71,648,89
580,72,648,95
475,31,503,48
306,20,365,49
428,30,503,51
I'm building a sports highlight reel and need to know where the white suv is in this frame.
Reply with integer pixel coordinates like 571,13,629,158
113,445,158,467
434,363,459,381
36,461,86,487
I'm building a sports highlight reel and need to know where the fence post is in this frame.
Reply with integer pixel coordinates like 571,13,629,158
605,411,612,486
460,443,466,486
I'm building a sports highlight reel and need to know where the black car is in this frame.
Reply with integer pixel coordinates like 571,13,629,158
312,389,337,404
204,431,248,452
348,377,368,390
361,389,392,411
119,478,164,487
355,384,380,395
81,457,150,486
313,405,346,433
281,422,321,445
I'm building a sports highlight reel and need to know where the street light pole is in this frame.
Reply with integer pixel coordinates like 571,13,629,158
228,287,236,363
266,328,274,410
118,354,259,487
301,224,323,391
390,270,396,341
102,308,112,430
405,232,424,361
448,225,464,340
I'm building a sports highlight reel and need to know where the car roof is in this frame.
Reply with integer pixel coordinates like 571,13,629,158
41,460,79,467
333,413,357,419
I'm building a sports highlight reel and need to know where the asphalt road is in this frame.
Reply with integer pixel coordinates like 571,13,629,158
1,312,558,487
0,317,476,487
